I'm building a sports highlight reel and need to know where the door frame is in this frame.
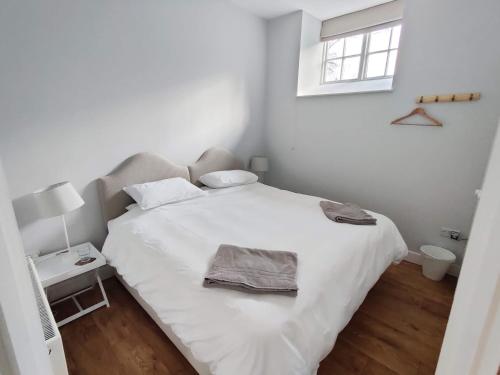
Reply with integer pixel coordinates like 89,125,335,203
436,120,500,374
0,160,53,375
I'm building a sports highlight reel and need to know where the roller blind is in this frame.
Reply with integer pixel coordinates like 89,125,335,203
321,0,403,41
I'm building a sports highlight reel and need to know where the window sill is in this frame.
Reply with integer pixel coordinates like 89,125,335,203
297,78,393,97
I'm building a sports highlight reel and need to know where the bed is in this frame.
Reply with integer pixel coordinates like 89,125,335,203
98,148,408,375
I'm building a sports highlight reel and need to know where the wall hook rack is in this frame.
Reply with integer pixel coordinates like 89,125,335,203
416,92,480,104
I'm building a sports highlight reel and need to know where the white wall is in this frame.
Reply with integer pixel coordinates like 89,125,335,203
0,0,267,254
2,0,498,265
265,0,500,263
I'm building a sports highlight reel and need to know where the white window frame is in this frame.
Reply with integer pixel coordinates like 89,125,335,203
321,21,402,85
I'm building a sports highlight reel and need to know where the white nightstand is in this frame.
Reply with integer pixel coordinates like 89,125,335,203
32,242,110,327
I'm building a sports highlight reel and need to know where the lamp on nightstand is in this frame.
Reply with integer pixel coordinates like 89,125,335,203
33,181,84,252
250,156,269,182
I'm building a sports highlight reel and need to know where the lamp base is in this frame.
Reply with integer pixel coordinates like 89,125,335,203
61,215,71,251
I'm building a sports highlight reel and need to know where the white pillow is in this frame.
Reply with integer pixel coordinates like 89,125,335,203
123,177,207,210
199,170,258,188
125,203,138,211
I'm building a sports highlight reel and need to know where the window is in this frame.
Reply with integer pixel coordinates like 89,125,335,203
322,24,401,84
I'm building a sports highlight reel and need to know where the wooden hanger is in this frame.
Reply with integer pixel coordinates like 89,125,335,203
391,107,442,127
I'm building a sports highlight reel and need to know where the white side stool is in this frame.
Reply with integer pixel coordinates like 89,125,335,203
32,242,110,327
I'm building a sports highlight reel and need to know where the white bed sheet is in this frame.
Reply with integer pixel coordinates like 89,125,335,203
102,183,408,375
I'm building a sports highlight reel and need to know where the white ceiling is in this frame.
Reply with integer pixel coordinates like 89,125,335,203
228,0,391,20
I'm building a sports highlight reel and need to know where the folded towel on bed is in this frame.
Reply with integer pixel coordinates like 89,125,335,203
203,244,298,296
320,201,377,225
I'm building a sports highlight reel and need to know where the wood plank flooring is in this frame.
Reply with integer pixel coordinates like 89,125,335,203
56,261,456,375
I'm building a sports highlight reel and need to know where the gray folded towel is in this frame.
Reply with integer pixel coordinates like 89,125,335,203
204,244,298,296
320,201,377,225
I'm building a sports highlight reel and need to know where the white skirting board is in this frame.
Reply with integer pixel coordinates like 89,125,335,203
405,250,461,277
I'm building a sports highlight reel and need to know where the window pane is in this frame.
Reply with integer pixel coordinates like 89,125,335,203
344,34,363,56
325,59,342,81
366,52,388,78
390,25,402,49
386,50,398,76
327,39,344,59
369,27,391,52
341,56,360,80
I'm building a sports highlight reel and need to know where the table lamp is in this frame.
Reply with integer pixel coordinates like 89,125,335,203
250,156,269,182
33,181,84,252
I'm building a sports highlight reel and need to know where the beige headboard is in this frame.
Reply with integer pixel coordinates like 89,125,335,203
189,148,244,186
97,147,243,224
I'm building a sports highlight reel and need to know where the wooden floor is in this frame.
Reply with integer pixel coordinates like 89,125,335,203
57,262,456,375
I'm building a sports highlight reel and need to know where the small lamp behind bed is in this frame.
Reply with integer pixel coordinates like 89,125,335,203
33,181,84,252
250,156,269,182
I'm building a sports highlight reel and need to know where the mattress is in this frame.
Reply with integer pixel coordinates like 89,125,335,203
102,183,408,375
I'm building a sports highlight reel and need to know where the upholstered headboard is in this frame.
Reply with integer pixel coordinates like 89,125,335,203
188,148,243,187
97,148,243,224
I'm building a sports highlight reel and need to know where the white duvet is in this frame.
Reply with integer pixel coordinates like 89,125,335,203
102,183,407,375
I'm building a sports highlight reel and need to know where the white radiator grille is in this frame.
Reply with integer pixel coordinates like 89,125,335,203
27,257,68,375
28,260,56,341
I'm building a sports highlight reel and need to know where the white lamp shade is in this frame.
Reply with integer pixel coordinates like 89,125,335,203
250,156,269,172
33,181,84,218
